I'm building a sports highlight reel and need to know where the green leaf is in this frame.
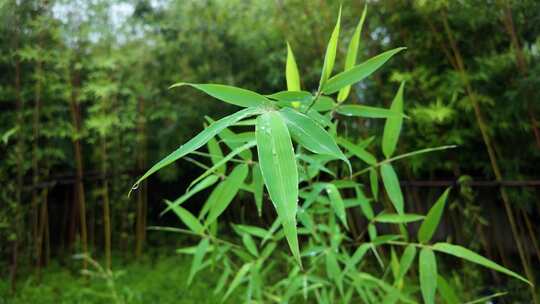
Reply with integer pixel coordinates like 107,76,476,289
397,245,417,283
234,224,268,239
131,107,261,193
382,82,405,158
319,6,342,87
374,213,424,223
164,201,204,234
432,243,531,285
252,164,263,217
337,137,376,165
419,248,437,304
160,175,219,216
280,107,350,171
242,233,259,257
325,250,342,290
437,275,459,304
286,42,301,91
380,163,404,214
256,110,301,266
325,184,348,229
336,104,405,119
207,134,226,175
369,168,379,200
188,238,210,286
337,4,367,102
204,164,249,226
214,264,231,295
322,47,406,94
224,263,251,301
418,188,451,243
170,83,269,108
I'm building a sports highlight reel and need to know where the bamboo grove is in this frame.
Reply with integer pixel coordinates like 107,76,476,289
1,0,539,302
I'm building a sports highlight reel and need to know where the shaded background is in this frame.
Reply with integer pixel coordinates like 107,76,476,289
1,0,539,302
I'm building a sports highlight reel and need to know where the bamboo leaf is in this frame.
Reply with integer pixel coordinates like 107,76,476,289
207,134,226,175
131,107,261,194
337,137,377,165
380,163,404,214
374,213,424,223
252,164,263,216
319,6,342,87
325,183,348,229
242,233,259,257
205,164,249,226
382,82,405,158
286,42,301,91
419,248,437,304
280,107,350,171
187,238,210,286
432,243,531,285
397,245,417,282
256,110,301,266
337,4,367,102
164,201,204,234
161,175,219,216
223,263,252,301
418,188,451,243
437,275,460,304
336,104,405,119
322,47,406,94
369,168,379,200
169,83,269,108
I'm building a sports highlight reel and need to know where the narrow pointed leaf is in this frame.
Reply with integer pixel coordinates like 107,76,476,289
432,243,530,285
325,183,348,229
337,4,367,102
323,47,406,94
374,213,424,223
223,263,251,301
382,82,405,158
205,164,248,226
256,111,301,265
336,104,405,119
419,248,437,304
319,6,342,87
252,164,263,216
337,137,376,165
242,233,259,257
161,175,219,216
131,107,260,193
286,42,301,91
437,275,459,304
170,83,269,108
369,168,379,200
418,188,451,243
280,107,350,171
207,134,226,175
187,238,210,285
380,163,404,214
164,201,204,234
397,245,416,282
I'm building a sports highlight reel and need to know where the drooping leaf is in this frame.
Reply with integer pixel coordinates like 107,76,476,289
337,137,376,165
204,164,249,226
322,47,406,94
170,83,269,108
369,168,379,200
382,82,405,158
418,188,451,243
336,104,405,119
325,183,348,229
437,275,460,304
252,164,263,217
374,213,424,224
242,233,259,257
286,42,301,91
280,107,350,171
337,4,367,102
256,110,301,265
380,163,404,214
432,243,530,285
131,107,261,193
187,238,210,286
419,248,437,304
205,117,254,161
161,175,219,216
164,201,204,234
397,245,417,282
319,6,342,87
233,224,268,239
